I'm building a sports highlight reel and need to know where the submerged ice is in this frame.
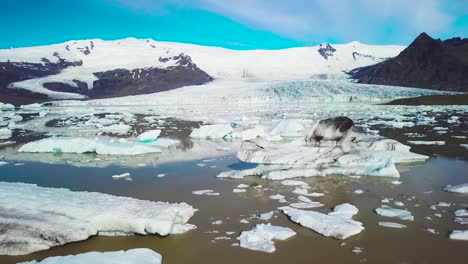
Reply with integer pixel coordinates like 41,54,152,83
0,182,197,255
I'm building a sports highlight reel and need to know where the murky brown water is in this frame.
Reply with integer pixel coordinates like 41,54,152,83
1,154,467,264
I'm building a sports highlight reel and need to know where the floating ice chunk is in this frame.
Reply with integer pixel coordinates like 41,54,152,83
354,190,364,195
375,206,414,221
269,119,305,137
328,203,359,219
461,144,468,150
19,137,161,155
270,194,285,200
239,224,296,253
212,220,223,225
233,188,246,193
391,180,402,185
156,173,166,178
138,130,161,143
393,201,405,207
381,198,390,203
444,183,468,194
449,230,468,240
426,228,438,234
257,211,274,220
378,222,407,229
0,161,9,166
0,128,12,140
455,209,468,217
435,202,451,207
112,172,131,180
236,184,250,188
190,124,233,139
0,182,196,255
407,141,445,145
0,102,15,110
18,248,162,264
282,207,364,239
352,247,363,254
100,123,132,135
433,127,448,131
455,218,468,224
192,190,220,196
281,180,308,187
240,219,250,224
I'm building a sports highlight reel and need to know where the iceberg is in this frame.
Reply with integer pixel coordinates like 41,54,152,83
455,209,468,217
190,124,233,139
444,183,468,194
282,205,364,239
239,224,296,253
0,182,197,255
217,117,428,180
138,130,162,143
18,248,162,264
19,137,162,155
375,206,414,221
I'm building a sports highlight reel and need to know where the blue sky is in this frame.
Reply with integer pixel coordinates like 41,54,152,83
1,0,466,49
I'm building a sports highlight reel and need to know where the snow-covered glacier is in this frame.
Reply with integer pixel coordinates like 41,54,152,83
0,182,197,256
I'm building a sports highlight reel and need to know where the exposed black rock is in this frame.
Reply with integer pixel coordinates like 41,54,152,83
0,59,83,105
349,33,468,92
43,80,89,94
318,43,336,60
306,116,354,142
90,59,212,98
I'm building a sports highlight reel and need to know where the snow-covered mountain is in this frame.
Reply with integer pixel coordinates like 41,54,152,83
0,38,405,104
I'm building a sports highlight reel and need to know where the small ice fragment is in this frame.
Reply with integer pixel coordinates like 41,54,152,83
239,224,296,253
455,209,468,217
378,222,407,229
233,188,246,193
112,172,131,180
375,206,414,221
192,190,220,196
391,181,402,185
449,230,468,240
257,211,274,220
237,184,250,188
212,220,223,225
281,180,308,187
156,174,166,178
354,190,364,195
426,229,438,234
240,219,250,224
393,201,405,207
270,194,285,200
444,183,468,194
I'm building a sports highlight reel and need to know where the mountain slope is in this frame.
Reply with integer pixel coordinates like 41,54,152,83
349,33,468,92
0,38,404,104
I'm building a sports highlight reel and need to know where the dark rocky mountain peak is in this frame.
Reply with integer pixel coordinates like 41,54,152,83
318,43,336,60
348,33,468,92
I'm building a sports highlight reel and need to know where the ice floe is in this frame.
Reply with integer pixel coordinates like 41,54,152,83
19,248,162,264
19,137,162,155
192,190,220,196
375,206,414,221
282,204,363,239
444,183,468,194
0,182,196,255
455,209,468,217
0,127,12,140
238,224,296,253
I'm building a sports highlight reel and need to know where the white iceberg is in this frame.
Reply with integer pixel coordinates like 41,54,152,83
19,248,162,264
19,137,161,155
455,209,468,217
449,230,468,240
282,206,364,239
138,130,162,143
190,124,233,139
217,117,428,180
375,206,414,221
328,203,359,219
0,182,197,255
444,183,468,194
239,224,296,253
